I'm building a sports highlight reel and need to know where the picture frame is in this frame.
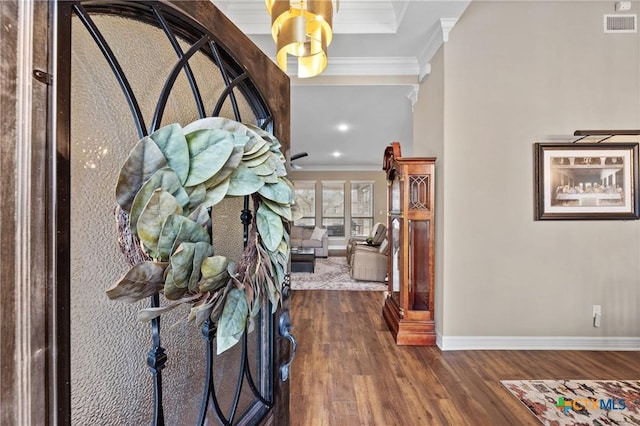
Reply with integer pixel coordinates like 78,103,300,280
534,143,640,220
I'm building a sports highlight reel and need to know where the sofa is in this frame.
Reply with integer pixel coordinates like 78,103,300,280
290,226,329,257
348,238,389,282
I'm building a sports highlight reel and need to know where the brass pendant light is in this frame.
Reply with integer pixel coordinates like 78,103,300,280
266,0,334,78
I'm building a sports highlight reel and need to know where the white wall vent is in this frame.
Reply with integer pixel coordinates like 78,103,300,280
604,14,637,33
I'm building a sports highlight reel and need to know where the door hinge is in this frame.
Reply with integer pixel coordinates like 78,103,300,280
33,69,52,85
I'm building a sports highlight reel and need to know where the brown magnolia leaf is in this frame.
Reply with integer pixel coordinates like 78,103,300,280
106,261,167,303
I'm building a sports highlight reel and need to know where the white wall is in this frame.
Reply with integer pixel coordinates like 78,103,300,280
415,1,640,349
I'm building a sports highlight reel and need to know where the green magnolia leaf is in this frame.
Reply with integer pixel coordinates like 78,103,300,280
272,152,287,177
250,157,276,176
278,237,289,256
182,117,248,138
217,288,248,354
243,139,267,157
188,205,211,228
149,124,190,185
156,214,209,261
189,242,215,293
243,142,270,160
245,123,280,148
137,190,183,258
273,260,286,293
106,261,167,303
184,117,272,159
184,129,235,187
199,255,230,293
164,266,187,300
156,217,184,261
258,179,294,204
227,164,265,196
186,184,206,210
116,137,168,212
185,117,255,141
169,243,197,291
256,204,284,252
165,242,214,297
202,176,230,208
261,172,279,184
129,168,189,234
262,198,292,221
203,146,244,189
244,152,270,168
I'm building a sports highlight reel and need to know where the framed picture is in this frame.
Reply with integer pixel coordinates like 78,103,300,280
534,143,640,220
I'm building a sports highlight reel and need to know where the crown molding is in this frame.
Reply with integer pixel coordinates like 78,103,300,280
440,17,459,42
416,17,460,82
281,56,419,78
417,25,441,82
294,165,383,172
289,74,418,87
324,56,419,76
407,84,419,111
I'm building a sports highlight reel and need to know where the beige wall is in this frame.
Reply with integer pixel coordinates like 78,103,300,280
289,170,388,247
414,45,446,336
414,1,640,344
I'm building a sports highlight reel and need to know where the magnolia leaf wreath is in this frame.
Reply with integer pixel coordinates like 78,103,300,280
107,117,294,354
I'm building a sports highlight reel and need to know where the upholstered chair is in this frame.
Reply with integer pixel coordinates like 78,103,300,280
345,222,387,260
349,238,389,282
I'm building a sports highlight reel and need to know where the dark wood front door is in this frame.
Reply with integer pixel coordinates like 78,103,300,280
52,1,293,424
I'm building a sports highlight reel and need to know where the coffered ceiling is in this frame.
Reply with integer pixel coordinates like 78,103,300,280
212,0,470,170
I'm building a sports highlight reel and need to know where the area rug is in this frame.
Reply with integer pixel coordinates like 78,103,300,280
290,256,387,291
501,379,640,425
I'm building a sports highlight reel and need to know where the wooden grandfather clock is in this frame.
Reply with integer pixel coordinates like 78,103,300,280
382,142,436,345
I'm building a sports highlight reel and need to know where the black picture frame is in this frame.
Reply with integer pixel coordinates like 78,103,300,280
534,142,640,220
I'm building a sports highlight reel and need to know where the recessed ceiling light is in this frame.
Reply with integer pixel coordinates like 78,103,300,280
337,123,349,132
332,151,341,157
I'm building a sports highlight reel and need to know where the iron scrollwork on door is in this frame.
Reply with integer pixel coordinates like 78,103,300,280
64,1,288,424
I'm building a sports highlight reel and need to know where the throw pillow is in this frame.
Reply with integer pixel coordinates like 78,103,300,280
379,239,389,255
310,227,326,241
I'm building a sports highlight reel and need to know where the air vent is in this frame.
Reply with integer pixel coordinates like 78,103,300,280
604,14,637,33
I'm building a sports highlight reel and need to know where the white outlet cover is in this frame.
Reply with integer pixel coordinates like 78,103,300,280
616,1,632,11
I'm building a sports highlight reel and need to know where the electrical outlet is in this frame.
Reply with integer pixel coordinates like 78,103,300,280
615,1,632,12
593,305,602,327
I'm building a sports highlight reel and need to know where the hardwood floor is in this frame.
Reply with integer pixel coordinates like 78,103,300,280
289,290,640,425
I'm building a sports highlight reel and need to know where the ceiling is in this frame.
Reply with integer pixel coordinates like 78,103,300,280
212,0,470,170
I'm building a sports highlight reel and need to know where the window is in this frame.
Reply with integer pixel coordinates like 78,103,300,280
351,181,374,237
293,181,316,227
322,181,345,237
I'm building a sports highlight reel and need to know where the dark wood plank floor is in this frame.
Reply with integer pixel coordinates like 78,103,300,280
290,290,640,425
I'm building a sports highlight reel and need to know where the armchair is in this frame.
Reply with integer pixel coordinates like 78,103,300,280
346,222,387,260
349,239,389,282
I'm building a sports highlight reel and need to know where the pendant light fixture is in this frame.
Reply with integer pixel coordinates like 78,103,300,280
265,0,334,78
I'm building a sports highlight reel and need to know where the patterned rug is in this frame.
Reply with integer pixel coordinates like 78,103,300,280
290,256,387,291
501,379,640,425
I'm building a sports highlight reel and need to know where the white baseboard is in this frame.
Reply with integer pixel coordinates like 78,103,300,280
438,335,640,351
